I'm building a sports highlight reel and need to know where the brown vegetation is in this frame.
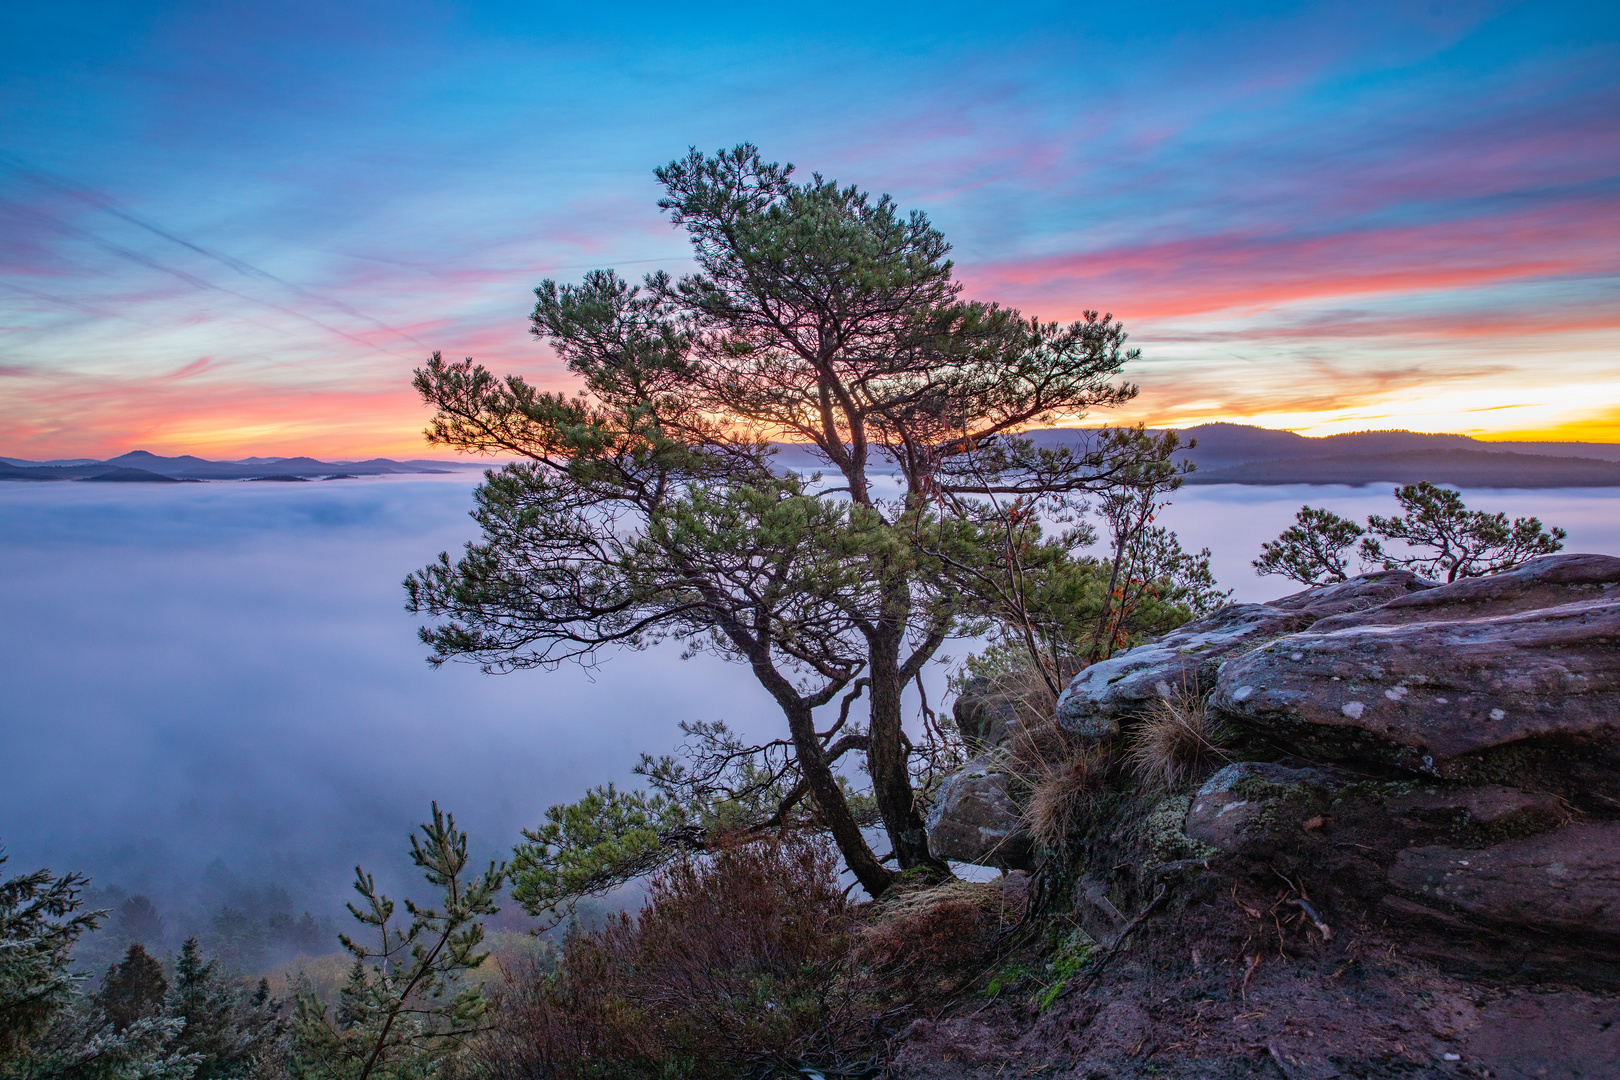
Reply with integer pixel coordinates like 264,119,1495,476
1125,689,1229,791
471,837,880,1079
851,880,1022,999
1006,720,1110,854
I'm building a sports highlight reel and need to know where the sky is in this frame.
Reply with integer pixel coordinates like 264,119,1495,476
2,0,1617,460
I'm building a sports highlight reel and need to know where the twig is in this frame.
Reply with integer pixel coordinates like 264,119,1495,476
1267,1041,1300,1080
1081,876,1128,929
1285,898,1333,942
1048,883,1169,1004
1104,883,1168,952
1241,952,1261,1001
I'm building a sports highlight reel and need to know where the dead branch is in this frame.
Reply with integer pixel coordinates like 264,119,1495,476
1285,897,1332,942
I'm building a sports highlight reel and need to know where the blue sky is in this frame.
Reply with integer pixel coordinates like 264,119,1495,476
3,0,1617,457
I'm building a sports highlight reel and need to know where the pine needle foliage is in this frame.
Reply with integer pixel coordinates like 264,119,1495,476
1362,481,1566,582
167,939,282,1080
95,946,167,1033
1253,506,1365,585
1256,484,1566,586
293,806,503,1080
408,143,1181,899
0,848,104,1068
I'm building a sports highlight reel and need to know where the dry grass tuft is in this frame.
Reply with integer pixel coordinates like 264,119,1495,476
1008,721,1110,852
1126,691,1230,791
853,879,1019,993
975,666,1067,731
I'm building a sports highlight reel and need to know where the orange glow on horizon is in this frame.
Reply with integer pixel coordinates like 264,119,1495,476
6,389,1616,463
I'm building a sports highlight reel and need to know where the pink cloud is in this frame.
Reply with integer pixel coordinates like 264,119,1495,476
960,199,1620,323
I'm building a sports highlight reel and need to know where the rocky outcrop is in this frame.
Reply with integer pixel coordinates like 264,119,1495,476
1183,761,1339,855
1211,555,1620,787
1053,570,1434,740
1189,555,1620,985
931,553,1620,989
911,554,1620,1080
1378,821,1620,984
924,756,1033,869
1388,822,1620,938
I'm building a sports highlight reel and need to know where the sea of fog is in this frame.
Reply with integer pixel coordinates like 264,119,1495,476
2,475,1617,949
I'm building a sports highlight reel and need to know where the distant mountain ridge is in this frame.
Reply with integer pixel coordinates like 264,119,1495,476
1032,424,1620,487
0,450,485,483
6,426,1619,487
776,424,1620,488
1182,448,1620,488
1169,423,1620,468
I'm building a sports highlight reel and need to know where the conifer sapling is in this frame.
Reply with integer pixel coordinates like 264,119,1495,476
293,805,504,1080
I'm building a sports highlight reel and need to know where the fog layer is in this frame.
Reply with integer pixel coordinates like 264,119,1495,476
3,476,1616,943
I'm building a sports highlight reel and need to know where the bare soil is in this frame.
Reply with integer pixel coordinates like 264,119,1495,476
880,881,1619,1079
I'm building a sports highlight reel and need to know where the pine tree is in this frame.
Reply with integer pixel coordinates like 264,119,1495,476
293,805,503,1080
0,848,103,1068
410,143,1180,900
1363,482,1566,582
1,850,196,1080
167,939,283,1080
1253,506,1365,585
95,946,167,1032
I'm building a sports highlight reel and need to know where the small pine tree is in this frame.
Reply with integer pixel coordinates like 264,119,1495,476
1253,506,1366,585
1362,481,1566,582
96,945,168,1032
293,805,504,1080
1,849,197,1080
0,848,104,1068
167,938,284,1080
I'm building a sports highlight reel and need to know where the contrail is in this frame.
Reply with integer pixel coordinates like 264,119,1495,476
0,278,129,320
1,154,431,353
2,198,401,358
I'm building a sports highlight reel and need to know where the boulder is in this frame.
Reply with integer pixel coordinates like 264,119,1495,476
1054,571,1434,741
1388,822,1620,938
1183,761,1339,856
1211,555,1620,782
951,677,1025,752
1310,552,1620,632
925,756,1033,869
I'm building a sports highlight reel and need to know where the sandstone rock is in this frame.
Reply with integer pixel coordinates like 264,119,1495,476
1454,992,1620,1079
1310,552,1620,632
1183,761,1338,856
925,756,1033,869
1263,568,1440,618
951,677,1025,752
934,558,1620,988
1211,557,1620,779
1187,770,1571,863
1054,571,1433,741
1383,785,1568,841
1388,822,1620,940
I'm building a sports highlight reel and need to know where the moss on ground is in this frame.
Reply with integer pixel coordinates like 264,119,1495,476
1141,794,1215,865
